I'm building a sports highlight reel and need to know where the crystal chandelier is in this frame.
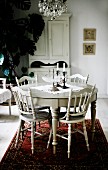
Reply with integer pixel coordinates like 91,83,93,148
38,0,67,20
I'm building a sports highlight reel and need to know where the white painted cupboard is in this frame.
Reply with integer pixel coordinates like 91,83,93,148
28,13,71,82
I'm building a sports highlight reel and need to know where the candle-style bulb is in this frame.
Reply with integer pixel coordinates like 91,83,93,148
63,63,65,72
57,63,59,71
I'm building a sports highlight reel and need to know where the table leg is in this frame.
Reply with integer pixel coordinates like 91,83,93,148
8,99,11,115
91,100,96,140
52,108,58,154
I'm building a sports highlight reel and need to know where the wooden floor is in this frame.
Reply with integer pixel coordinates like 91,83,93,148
0,98,108,161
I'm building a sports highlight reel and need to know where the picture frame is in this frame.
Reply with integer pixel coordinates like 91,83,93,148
83,28,96,41
83,43,96,55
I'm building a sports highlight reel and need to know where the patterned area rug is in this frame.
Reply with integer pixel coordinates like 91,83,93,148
0,119,108,170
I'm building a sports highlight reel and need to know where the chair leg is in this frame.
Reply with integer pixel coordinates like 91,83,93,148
47,128,53,148
8,99,11,115
21,120,25,139
38,121,40,127
68,124,71,158
31,122,34,154
57,107,60,126
83,120,90,151
48,114,52,128
47,111,52,148
15,120,22,147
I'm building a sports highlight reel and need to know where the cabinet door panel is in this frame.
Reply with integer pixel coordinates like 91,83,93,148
34,22,48,59
48,21,66,60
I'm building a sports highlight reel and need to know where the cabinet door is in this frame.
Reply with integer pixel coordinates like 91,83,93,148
48,20,69,63
33,21,48,59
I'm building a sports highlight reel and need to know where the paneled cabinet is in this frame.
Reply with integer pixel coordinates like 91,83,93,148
29,13,71,82
48,20,69,63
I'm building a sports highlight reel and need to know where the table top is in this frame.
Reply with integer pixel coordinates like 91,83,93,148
13,83,97,109
19,83,98,99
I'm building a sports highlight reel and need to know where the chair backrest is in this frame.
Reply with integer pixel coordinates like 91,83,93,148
11,86,35,117
65,86,95,121
15,76,37,86
0,78,6,89
69,74,89,84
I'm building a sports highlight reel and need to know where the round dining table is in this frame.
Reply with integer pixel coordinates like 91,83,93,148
21,82,98,154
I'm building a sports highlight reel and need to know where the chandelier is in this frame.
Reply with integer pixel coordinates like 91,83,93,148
38,0,67,20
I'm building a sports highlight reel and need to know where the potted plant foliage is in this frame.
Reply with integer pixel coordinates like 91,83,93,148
0,0,45,83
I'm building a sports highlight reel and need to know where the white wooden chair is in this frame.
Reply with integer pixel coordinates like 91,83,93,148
11,86,52,154
69,74,89,84
47,86,95,158
15,76,37,86
15,76,51,126
60,74,89,113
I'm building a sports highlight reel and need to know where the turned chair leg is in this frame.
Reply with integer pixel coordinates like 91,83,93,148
83,121,90,151
47,129,53,148
68,124,71,158
31,122,35,154
15,120,22,147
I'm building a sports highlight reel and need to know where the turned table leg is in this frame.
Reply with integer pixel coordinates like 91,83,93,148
52,108,58,154
91,100,96,140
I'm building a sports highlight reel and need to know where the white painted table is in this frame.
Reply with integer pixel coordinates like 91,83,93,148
21,83,98,154
0,89,12,115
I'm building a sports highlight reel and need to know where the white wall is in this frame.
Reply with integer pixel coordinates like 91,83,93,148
67,0,108,98
10,0,108,97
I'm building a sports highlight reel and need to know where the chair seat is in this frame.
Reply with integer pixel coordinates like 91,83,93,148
20,111,51,122
35,105,50,110
58,112,66,118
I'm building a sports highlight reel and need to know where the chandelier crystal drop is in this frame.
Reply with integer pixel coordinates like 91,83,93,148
38,0,67,20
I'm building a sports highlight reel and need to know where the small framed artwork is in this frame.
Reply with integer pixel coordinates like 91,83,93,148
83,28,96,41
83,43,96,55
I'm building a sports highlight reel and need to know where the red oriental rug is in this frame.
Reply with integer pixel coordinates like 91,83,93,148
0,119,108,170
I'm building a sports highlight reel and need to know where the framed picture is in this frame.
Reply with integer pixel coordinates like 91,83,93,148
83,28,96,41
83,43,96,55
